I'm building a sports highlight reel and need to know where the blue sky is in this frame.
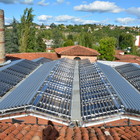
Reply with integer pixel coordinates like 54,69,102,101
0,0,140,26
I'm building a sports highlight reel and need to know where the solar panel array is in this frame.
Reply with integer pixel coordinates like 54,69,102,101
33,57,52,64
1,58,140,124
31,59,75,120
115,64,140,92
79,59,123,121
0,60,39,97
98,62,140,114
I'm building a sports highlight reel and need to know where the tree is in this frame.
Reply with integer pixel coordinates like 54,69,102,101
19,8,36,52
35,30,46,52
119,33,135,50
98,37,117,61
52,29,64,48
5,18,19,53
63,39,74,46
78,32,93,48
50,23,57,29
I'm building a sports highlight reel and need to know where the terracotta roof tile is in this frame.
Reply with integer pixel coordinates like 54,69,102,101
115,50,124,55
121,135,129,140
24,133,33,140
6,52,59,61
55,45,100,56
134,135,140,140
1,122,140,140
31,136,41,140
0,132,7,139
130,137,138,140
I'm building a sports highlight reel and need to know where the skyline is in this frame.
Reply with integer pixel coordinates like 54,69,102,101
0,0,140,26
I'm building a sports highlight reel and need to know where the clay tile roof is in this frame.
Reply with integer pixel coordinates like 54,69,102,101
115,54,140,60
1,122,140,140
6,52,59,60
55,45,100,56
115,50,124,55
114,54,140,64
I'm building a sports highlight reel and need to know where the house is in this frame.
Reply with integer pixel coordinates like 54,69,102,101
55,45,100,62
115,50,140,65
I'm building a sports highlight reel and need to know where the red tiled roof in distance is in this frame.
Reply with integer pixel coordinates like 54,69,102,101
115,54,140,60
6,52,59,60
115,50,124,55
55,45,100,56
114,53,140,64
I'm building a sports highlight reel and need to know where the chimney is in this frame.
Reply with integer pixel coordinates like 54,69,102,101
0,9,5,64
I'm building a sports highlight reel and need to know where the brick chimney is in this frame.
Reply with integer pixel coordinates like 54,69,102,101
0,9,5,64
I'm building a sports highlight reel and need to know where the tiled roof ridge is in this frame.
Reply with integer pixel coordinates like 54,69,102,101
56,45,76,54
6,52,56,54
55,45,76,54
55,45,99,55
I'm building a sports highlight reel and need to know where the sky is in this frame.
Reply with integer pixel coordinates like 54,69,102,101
0,0,140,26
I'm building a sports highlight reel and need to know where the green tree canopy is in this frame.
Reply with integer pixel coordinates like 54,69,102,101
119,33,135,50
5,18,19,53
19,8,36,52
63,39,74,46
98,37,117,61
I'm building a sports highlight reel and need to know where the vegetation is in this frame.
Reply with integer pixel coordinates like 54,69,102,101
98,37,117,61
5,18,19,53
5,8,140,60
119,33,135,50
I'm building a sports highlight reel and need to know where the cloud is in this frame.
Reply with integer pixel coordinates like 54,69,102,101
37,14,107,25
126,7,140,18
38,0,49,6
5,17,13,25
55,15,74,22
115,17,136,25
56,0,64,4
74,1,123,13
20,0,34,5
0,0,17,4
54,15,100,24
37,15,52,22
0,0,34,5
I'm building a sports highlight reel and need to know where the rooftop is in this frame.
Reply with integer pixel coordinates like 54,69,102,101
1,121,140,140
55,45,100,56
0,58,140,127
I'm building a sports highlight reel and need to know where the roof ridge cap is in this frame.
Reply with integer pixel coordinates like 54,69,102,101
58,46,76,54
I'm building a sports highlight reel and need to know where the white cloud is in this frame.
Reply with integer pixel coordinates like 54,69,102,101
54,15,100,24
0,0,17,4
126,7,140,18
21,0,34,5
37,15,52,22
5,17,13,25
55,15,74,22
38,0,49,6
56,0,64,3
115,17,135,25
74,1,123,13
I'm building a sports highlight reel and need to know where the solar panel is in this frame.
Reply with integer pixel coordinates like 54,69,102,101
32,57,52,64
0,59,39,97
79,60,123,121
115,64,140,92
31,59,75,120
98,62,140,114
